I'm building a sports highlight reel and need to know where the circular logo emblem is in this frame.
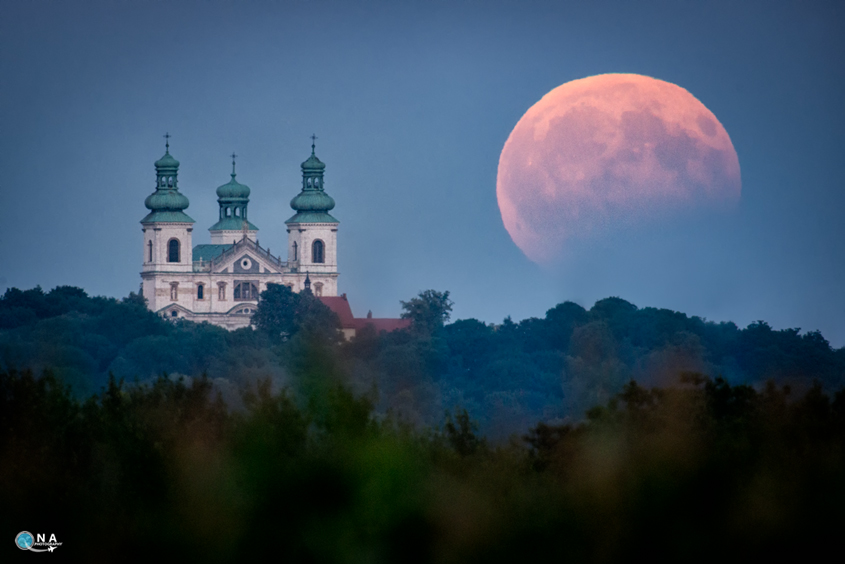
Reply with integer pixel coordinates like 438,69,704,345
15,531,34,550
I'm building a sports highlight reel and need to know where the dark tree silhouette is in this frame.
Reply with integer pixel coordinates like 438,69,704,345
251,283,300,338
401,289,453,335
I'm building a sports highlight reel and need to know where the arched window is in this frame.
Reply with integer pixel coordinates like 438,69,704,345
171,310,178,317
147,240,153,263
168,239,180,263
292,241,298,261
312,239,324,264
234,207,240,217
314,282,323,297
197,285,204,300
234,281,259,301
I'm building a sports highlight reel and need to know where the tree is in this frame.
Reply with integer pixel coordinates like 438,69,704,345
251,283,341,343
443,407,483,456
544,301,588,351
295,289,343,344
121,290,148,309
400,290,453,335
251,283,300,338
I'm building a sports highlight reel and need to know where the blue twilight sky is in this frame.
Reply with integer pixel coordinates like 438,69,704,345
1,0,843,344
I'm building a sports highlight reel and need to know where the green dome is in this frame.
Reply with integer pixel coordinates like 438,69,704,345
141,139,194,224
155,151,180,171
145,189,190,211
286,141,338,224
216,175,251,199
301,153,325,171
290,190,335,212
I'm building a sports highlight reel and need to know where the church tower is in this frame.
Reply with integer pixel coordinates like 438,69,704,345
209,153,258,244
286,138,339,297
140,136,194,310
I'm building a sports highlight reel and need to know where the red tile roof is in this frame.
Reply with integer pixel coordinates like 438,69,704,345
318,296,355,326
319,295,410,334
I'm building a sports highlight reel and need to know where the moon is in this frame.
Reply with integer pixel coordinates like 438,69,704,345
497,73,741,264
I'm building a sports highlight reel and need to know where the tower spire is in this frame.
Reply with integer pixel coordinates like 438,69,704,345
209,152,257,242
287,139,337,223
142,137,193,223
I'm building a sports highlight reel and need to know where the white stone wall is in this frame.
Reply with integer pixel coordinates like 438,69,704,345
143,257,338,330
141,221,194,311
141,222,194,273
209,229,257,244
143,220,339,331
286,222,338,274
281,272,338,296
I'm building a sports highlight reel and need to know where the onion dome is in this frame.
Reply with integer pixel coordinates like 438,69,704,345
141,135,194,224
216,154,251,199
209,153,258,232
154,151,179,172
301,152,326,172
290,188,336,212
216,176,251,199
145,189,190,212
286,136,339,225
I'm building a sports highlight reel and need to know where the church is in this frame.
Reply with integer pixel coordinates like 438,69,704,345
140,136,408,335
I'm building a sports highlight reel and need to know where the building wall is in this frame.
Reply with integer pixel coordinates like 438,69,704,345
287,222,338,274
142,253,339,329
210,229,257,244
142,196,339,330
141,222,194,274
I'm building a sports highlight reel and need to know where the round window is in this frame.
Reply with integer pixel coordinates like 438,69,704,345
241,258,252,269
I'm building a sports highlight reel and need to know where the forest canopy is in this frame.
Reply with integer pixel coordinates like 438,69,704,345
0,285,842,436
1,363,843,560
2,285,845,560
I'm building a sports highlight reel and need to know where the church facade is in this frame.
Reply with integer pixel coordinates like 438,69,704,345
140,138,340,330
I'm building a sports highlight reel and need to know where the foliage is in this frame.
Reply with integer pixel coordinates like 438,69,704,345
400,289,453,335
2,284,845,559
1,284,844,439
443,407,484,456
2,366,845,561
252,282,342,344
250,282,301,337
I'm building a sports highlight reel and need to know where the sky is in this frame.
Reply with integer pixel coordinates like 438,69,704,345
1,0,843,345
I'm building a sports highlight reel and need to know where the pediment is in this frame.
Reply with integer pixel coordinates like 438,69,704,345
214,252,262,273
226,303,258,316
210,240,285,274
155,303,191,319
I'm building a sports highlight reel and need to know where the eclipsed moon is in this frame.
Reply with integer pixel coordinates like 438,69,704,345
497,73,741,264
